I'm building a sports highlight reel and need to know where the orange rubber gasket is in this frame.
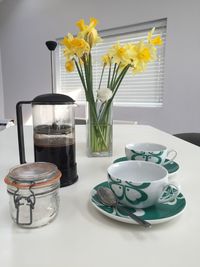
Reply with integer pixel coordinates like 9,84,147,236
4,170,62,189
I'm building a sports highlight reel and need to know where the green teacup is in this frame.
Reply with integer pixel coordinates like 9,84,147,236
125,143,177,165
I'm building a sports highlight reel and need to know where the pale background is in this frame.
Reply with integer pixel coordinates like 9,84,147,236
0,0,200,133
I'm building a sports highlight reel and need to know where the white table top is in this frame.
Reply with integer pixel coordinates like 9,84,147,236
0,125,199,267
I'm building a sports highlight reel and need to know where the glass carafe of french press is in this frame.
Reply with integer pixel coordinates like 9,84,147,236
16,93,78,187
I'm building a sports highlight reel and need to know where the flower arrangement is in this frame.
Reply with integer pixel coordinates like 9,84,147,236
61,18,162,156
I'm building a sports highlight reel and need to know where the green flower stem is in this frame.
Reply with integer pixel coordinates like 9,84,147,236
111,64,130,92
74,59,87,93
97,100,112,126
97,102,105,120
81,56,98,122
111,63,120,90
98,65,105,90
107,63,112,88
110,63,117,89
81,55,110,149
89,53,93,91
110,65,130,102
78,59,86,85
74,55,128,155
98,65,130,124
83,55,95,107
74,58,99,134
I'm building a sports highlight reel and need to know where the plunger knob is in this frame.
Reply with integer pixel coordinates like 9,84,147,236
45,41,57,51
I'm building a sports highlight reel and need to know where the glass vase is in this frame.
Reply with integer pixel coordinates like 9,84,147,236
86,101,113,157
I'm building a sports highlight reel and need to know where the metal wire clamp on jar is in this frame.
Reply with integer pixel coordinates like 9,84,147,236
4,162,61,228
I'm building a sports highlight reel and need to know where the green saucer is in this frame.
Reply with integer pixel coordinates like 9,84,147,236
113,157,179,176
90,181,186,225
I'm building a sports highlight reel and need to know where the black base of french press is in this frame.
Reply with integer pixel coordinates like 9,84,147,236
59,164,78,187
60,175,78,187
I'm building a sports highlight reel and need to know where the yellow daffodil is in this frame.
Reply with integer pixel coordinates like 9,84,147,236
101,54,111,66
70,38,90,57
150,36,163,46
61,33,90,59
137,46,151,61
76,17,102,47
148,27,155,42
132,61,147,74
60,34,74,60
108,43,129,65
76,17,98,31
148,28,163,46
65,60,75,72
136,41,156,61
123,43,137,66
129,41,156,74
76,19,85,31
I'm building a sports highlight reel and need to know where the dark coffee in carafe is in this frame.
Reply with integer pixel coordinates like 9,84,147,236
34,124,78,187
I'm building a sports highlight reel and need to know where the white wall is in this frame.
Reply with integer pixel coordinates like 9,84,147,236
0,47,4,118
0,0,200,133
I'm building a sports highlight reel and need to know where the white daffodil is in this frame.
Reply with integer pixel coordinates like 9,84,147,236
97,87,112,102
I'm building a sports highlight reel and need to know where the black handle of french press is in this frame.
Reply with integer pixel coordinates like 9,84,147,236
16,101,32,164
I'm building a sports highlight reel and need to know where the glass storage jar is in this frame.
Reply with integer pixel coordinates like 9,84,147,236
4,162,61,228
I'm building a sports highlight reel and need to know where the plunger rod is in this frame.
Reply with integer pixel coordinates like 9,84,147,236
50,50,54,93
45,41,57,94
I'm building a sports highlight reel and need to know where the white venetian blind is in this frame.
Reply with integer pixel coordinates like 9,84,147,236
56,18,167,107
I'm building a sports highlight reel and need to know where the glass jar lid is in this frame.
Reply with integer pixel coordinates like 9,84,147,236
4,162,61,189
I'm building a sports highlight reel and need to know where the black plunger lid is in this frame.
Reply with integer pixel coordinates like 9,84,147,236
32,93,75,105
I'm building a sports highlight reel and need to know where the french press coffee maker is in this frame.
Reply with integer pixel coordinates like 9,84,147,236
16,93,78,187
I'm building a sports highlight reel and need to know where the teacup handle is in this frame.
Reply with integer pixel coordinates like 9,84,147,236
158,183,180,204
162,149,177,165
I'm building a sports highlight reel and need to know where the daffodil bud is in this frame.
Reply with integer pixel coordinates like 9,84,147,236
65,60,75,72
97,88,112,102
